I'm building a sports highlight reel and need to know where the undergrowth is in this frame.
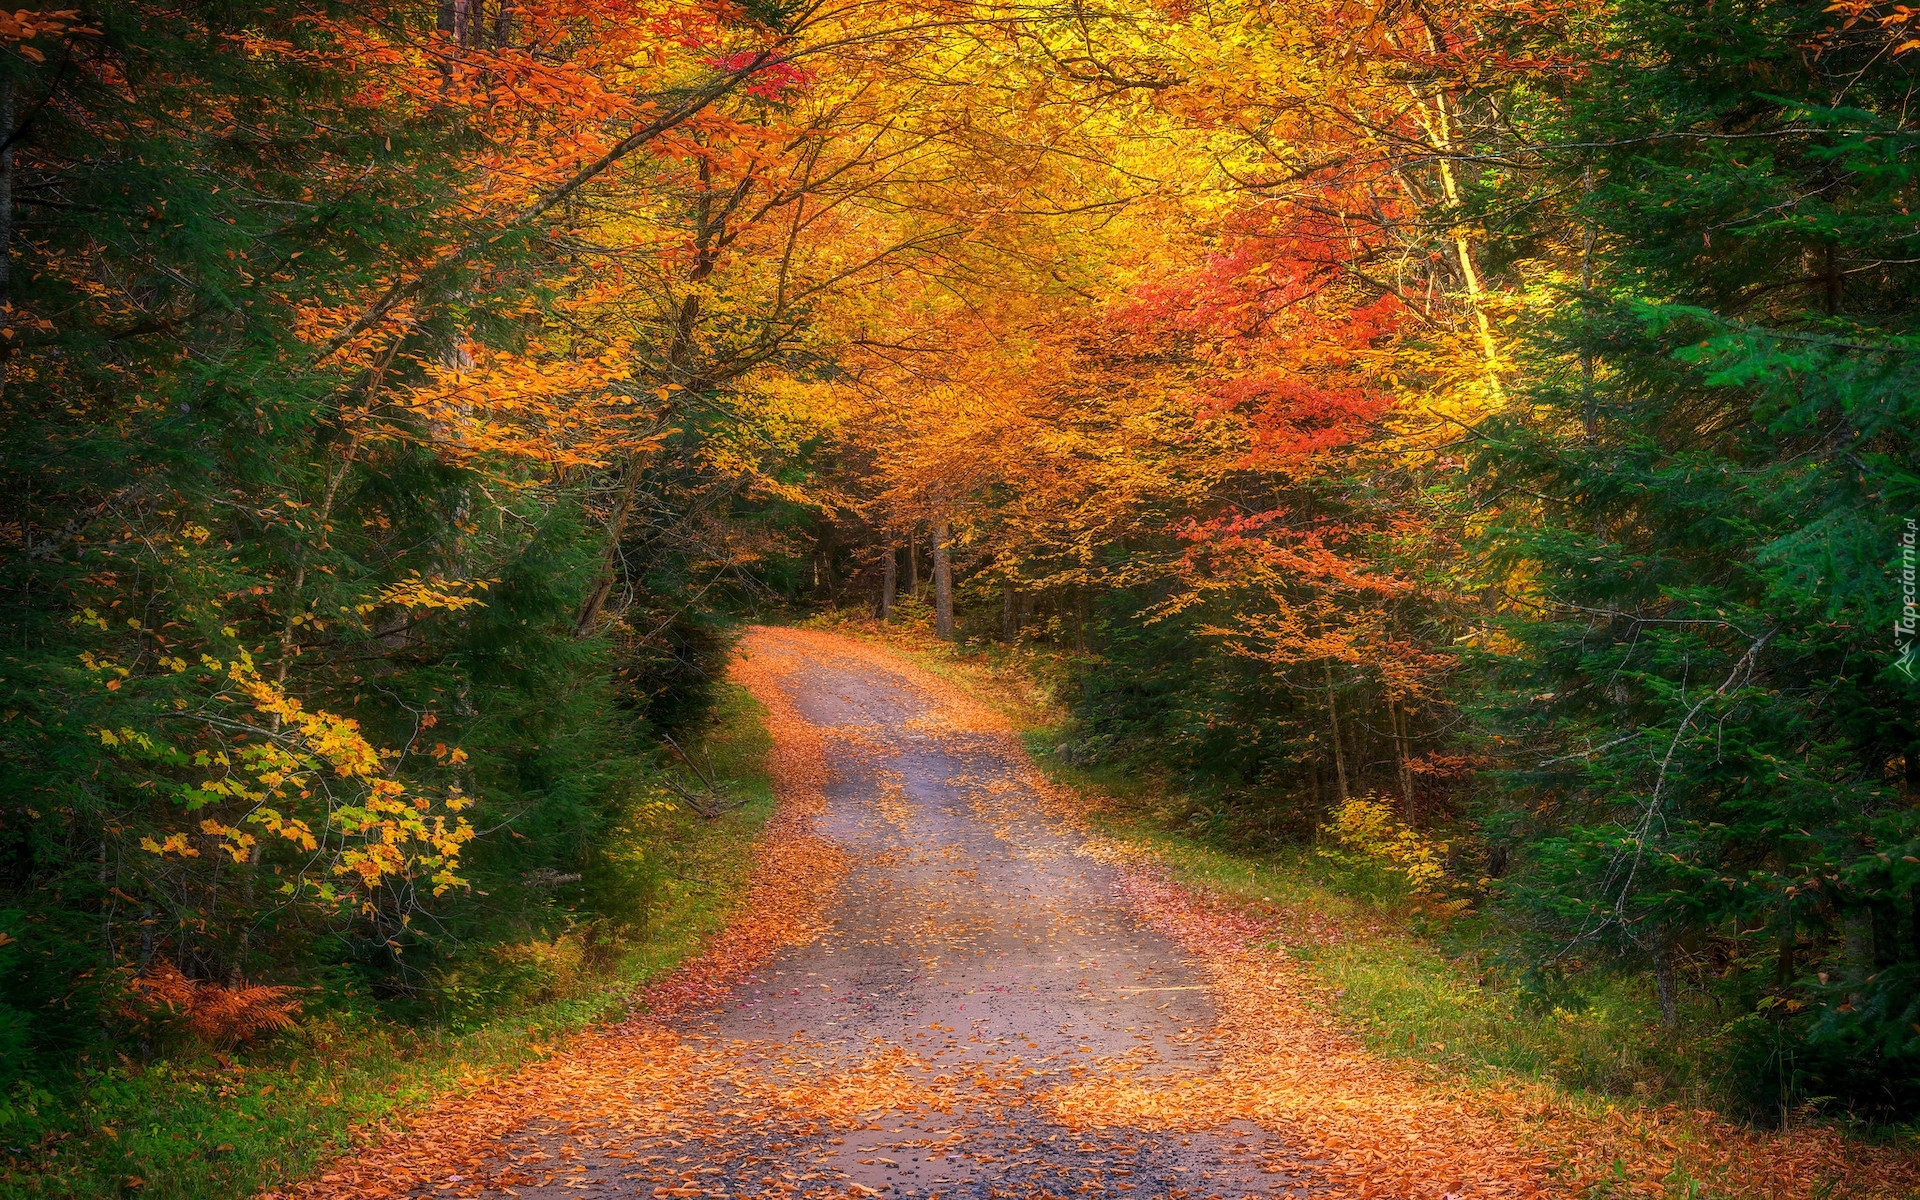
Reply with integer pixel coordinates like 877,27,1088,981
1,684,777,1200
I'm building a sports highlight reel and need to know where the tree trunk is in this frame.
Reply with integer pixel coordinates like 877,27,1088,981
1002,579,1016,642
1911,885,1920,964
1842,904,1874,1005
0,78,12,403
817,522,838,604
275,429,367,688
879,540,896,619
436,2,458,89
1824,242,1842,317
1390,697,1415,823
572,452,644,637
932,516,954,640
908,535,919,597
98,838,113,970
1324,661,1350,803
1872,898,1899,968
1653,934,1679,1030
1580,163,1597,444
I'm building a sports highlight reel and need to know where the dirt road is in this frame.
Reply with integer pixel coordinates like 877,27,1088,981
445,625,1305,1198
486,626,1305,1198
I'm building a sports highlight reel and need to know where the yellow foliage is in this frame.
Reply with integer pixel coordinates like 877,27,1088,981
125,655,476,901
357,572,493,616
1323,795,1449,896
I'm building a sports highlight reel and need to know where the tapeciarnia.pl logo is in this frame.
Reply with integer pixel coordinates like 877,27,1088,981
1899,517,1918,679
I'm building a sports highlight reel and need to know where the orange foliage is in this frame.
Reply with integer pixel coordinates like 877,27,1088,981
123,961,303,1047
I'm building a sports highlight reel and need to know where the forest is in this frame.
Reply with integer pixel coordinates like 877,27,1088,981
1,0,1917,1188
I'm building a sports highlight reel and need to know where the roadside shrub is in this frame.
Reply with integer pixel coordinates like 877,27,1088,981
1323,796,1450,897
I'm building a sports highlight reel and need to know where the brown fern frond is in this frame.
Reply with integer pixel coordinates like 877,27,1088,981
123,960,197,1020
191,983,302,1045
123,961,303,1046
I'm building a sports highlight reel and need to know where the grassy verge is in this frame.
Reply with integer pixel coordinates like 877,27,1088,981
4,683,778,1200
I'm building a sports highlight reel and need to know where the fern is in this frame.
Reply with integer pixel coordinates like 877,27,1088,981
125,962,302,1047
